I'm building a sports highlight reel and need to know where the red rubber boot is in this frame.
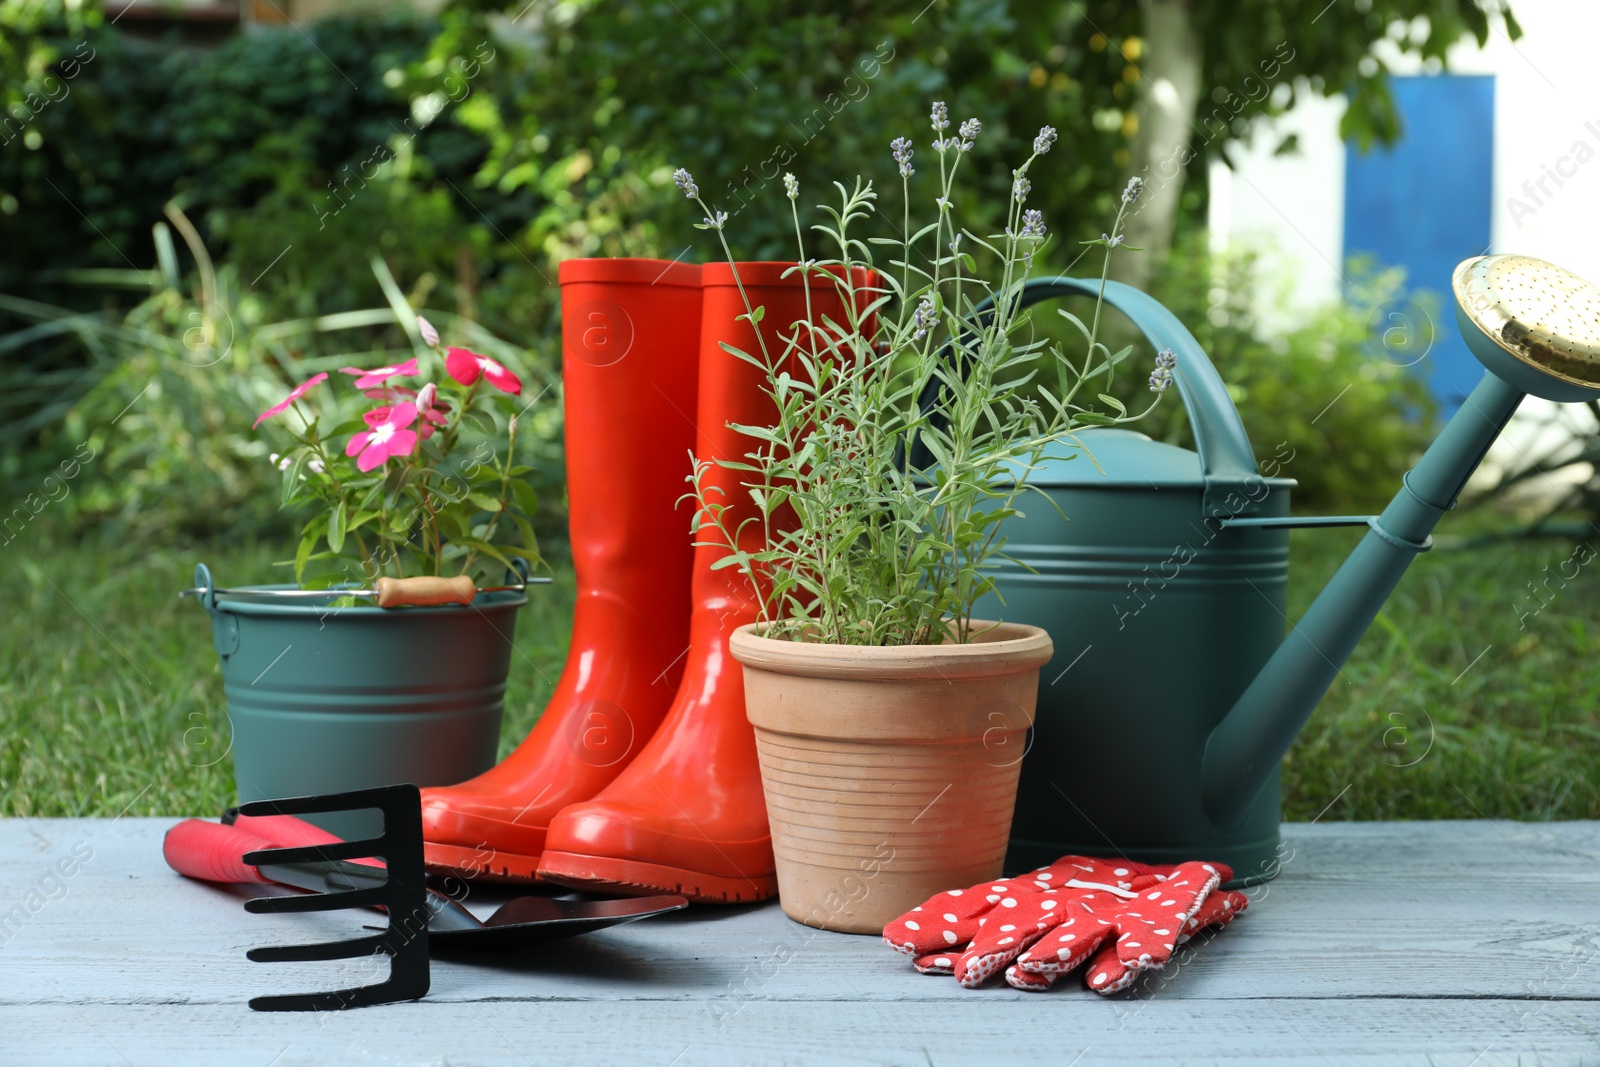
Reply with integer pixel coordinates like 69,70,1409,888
538,262,874,903
420,258,702,881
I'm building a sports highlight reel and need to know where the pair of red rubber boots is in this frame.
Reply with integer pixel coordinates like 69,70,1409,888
420,258,857,903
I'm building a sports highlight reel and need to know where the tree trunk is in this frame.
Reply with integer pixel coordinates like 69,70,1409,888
1113,0,1203,295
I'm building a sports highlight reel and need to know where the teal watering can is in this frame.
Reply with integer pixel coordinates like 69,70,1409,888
979,254,1600,884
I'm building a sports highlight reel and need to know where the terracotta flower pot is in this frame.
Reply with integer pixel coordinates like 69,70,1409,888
729,621,1053,934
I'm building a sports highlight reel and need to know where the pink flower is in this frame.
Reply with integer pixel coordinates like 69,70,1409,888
418,411,448,440
417,316,441,347
445,347,522,395
368,385,450,434
345,402,419,472
339,358,419,390
414,383,448,439
363,385,416,403
254,373,328,428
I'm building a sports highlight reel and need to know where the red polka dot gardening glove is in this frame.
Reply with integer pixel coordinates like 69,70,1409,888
882,855,1249,993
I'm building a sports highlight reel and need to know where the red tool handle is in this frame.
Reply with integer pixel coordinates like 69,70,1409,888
230,812,344,849
228,813,384,868
163,819,278,884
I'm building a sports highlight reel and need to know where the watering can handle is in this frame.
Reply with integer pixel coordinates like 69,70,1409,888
1013,277,1263,506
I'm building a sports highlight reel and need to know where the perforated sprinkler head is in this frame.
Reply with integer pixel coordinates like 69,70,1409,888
1453,254,1600,403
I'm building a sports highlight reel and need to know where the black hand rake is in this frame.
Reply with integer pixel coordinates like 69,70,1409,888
234,783,430,1012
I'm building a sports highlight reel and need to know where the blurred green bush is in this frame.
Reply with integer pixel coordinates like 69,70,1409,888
1,212,561,549
1,0,1438,544
2,1,1170,332
1145,241,1438,512
0,2,546,539
1012,237,1438,512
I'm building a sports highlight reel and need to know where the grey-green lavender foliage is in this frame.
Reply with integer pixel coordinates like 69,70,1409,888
681,105,1171,646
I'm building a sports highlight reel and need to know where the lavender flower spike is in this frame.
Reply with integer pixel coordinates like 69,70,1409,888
1013,171,1032,204
931,101,950,132
912,295,937,340
891,136,915,178
783,173,799,200
673,168,699,199
1033,126,1058,155
958,117,981,150
1121,175,1144,206
1149,349,1176,393
1019,209,1045,240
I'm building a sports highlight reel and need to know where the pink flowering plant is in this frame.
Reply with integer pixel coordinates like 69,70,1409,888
254,316,539,587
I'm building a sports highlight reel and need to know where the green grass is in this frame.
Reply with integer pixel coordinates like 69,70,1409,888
2,529,1598,821
0,538,573,818
1281,526,1600,822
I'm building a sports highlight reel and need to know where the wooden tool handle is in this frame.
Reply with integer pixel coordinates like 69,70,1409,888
374,575,477,608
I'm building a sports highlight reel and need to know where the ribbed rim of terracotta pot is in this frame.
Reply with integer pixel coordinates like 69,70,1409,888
729,620,1053,680
557,257,700,288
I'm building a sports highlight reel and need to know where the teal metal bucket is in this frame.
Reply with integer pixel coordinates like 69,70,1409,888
193,563,526,836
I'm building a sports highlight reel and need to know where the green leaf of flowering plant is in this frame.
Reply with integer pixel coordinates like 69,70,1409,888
509,479,538,515
452,536,515,573
327,500,347,554
295,514,328,586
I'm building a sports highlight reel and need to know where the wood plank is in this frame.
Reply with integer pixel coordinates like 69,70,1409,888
0,1000,1591,1066
0,817,1596,1065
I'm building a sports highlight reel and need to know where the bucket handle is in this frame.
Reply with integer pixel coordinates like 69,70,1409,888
193,562,219,613
1011,276,1263,514
192,562,240,658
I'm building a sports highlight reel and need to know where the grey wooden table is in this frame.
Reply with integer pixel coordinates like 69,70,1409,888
2,817,1597,1066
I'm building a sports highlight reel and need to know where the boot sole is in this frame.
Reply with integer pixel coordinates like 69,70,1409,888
424,839,545,883
538,849,777,904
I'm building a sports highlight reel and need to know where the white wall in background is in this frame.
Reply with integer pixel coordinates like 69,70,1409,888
1206,90,1348,331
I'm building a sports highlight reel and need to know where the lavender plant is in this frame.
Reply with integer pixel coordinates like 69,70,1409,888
680,104,1172,645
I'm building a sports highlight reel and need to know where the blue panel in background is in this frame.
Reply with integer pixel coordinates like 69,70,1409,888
1344,74,1495,412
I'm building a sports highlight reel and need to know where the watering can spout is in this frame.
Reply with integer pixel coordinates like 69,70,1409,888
1201,254,1600,829
1199,373,1521,826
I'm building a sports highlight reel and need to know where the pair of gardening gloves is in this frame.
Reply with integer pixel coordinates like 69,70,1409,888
883,855,1250,994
